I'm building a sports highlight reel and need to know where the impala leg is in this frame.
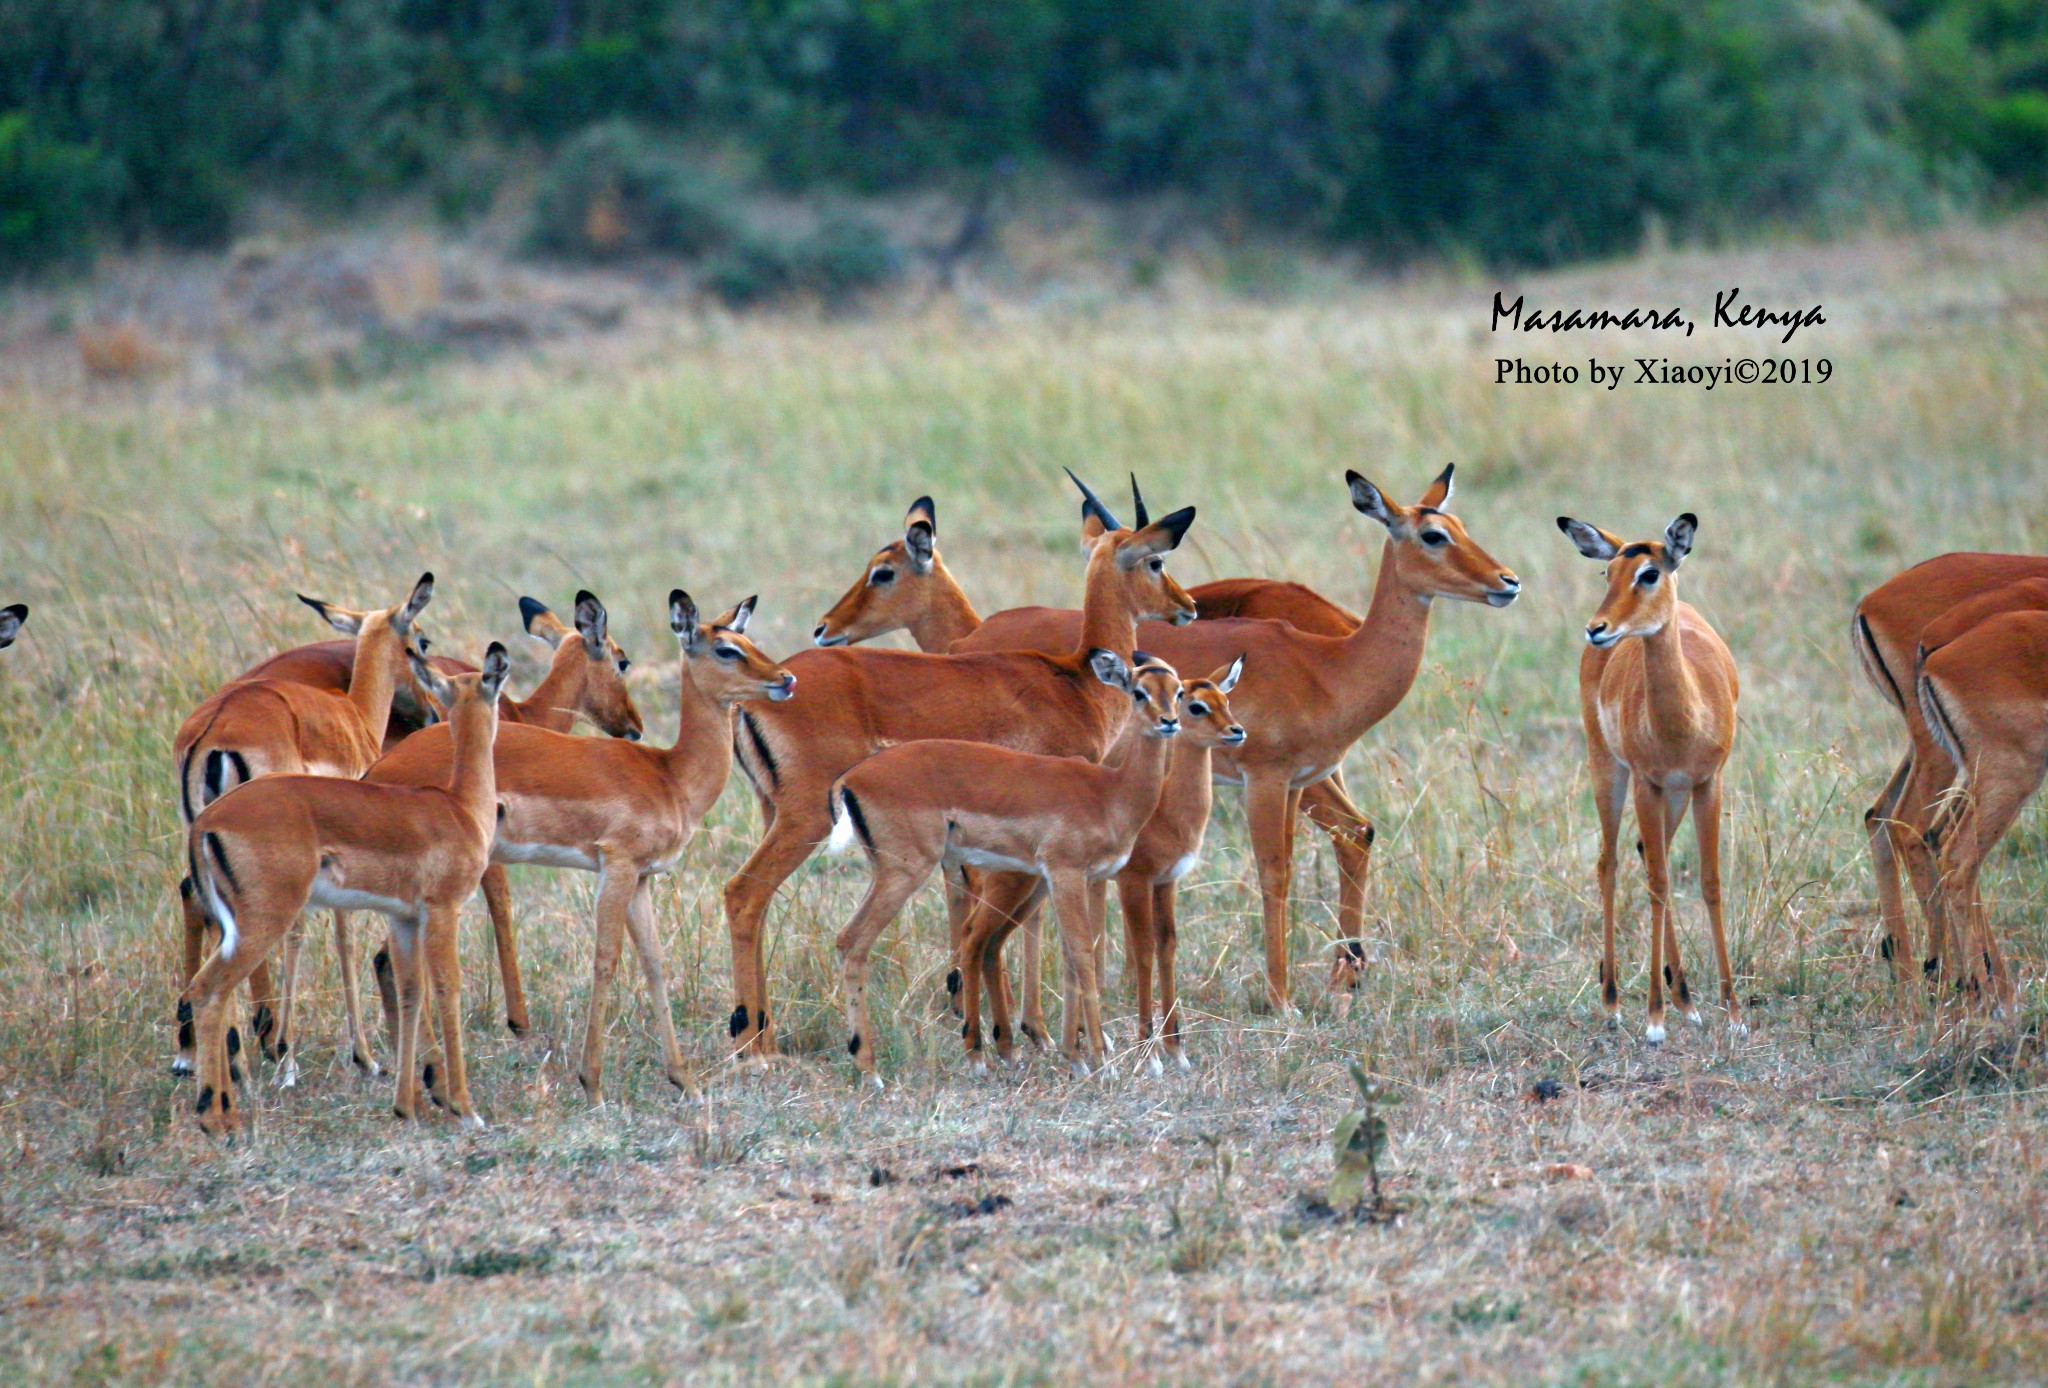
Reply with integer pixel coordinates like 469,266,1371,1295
958,872,1046,1047
1633,779,1671,1044
1937,748,2037,1012
578,861,637,1102
836,859,931,1085
333,910,379,1075
1863,752,1918,986
269,914,309,1084
1244,773,1298,1013
1894,740,1959,984
1050,873,1106,1075
186,948,265,1138
1658,784,1697,1024
373,936,400,1059
623,875,693,1093
1591,754,1630,1029
479,863,530,1036
1118,876,1158,1056
387,915,428,1121
1154,881,1191,1069
247,953,279,1065
1692,777,1742,1029
1300,770,1375,945
174,875,210,1075
721,807,829,1057
943,864,974,1016
421,903,481,1126
966,877,1044,1065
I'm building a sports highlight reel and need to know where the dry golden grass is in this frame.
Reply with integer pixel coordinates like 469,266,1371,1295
2,219,2047,1384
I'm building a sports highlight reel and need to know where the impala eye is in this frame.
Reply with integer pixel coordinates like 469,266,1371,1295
1421,530,1449,547
1187,701,1209,717
617,656,631,673
1638,567,1661,587
715,644,742,661
1147,556,1164,574
870,566,895,585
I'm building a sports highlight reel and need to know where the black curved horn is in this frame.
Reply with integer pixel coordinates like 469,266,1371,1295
1129,474,1150,529
1064,467,1123,531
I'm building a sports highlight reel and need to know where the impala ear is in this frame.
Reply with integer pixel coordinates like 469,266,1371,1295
1663,513,1697,567
716,595,758,634
1213,654,1244,694
904,502,936,576
405,646,456,710
478,641,513,703
670,589,703,651
299,593,364,636
0,603,26,648
1419,463,1455,510
573,590,609,659
1557,516,1621,561
1120,506,1196,567
1346,471,1398,532
1086,647,1132,691
520,596,571,646
392,572,434,635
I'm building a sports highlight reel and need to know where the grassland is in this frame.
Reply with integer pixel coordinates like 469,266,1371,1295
2,220,2048,1384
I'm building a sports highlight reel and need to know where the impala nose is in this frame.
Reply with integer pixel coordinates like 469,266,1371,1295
1487,573,1523,607
624,729,642,742
1223,724,1247,745
766,672,798,701
1586,621,1618,648
812,622,844,647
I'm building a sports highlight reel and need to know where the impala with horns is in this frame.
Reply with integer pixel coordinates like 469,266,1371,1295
723,470,1197,1056
369,592,792,1100
183,643,512,1135
1559,512,1741,1041
170,573,434,1081
952,466,1520,1014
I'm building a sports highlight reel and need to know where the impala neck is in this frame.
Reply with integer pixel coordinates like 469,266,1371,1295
447,697,499,829
1162,738,1216,820
1638,613,1704,747
908,560,983,652
662,650,732,798
1108,728,1176,835
513,641,584,733
346,628,404,734
1076,546,1140,660
1326,538,1437,741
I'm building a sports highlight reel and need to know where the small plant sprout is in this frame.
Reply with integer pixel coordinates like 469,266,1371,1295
1328,1058,1398,1219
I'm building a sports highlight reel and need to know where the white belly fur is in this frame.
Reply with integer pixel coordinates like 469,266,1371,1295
308,876,418,919
495,840,600,871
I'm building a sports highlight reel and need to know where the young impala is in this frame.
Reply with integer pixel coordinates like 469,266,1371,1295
171,573,434,1080
1852,559,2048,986
184,644,511,1135
828,651,1190,1083
369,592,793,1100
722,472,1197,1057
1559,513,1741,1041
813,491,1379,1035
1912,605,2048,1007
954,467,1520,1014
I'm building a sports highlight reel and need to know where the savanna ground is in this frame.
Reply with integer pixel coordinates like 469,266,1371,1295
3,218,2048,1385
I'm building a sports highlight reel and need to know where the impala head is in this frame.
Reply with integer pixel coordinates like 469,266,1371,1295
1347,466,1521,608
1070,470,1199,626
300,572,437,717
672,590,796,703
406,640,513,724
813,496,946,647
1557,512,1696,648
1173,654,1247,749
0,603,26,649
520,591,644,740
1092,648,1183,738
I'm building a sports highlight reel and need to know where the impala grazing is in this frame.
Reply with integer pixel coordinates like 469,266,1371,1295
369,592,793,1099
828,650,1191,1082
954,467,1520,1013
1852,556,2048,986
1559,513,1741,1041
184,643,512,1135
171,573,434,1080
724,472,1196,1057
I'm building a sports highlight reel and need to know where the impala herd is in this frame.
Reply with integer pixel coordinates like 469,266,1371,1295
15,466,2020,1135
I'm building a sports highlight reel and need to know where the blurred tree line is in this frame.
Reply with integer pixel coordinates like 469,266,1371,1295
2,0,2042,273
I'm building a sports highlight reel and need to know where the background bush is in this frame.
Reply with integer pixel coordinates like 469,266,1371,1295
0,0,2039,274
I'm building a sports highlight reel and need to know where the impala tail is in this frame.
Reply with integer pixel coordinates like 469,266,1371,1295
1917,671,1969,785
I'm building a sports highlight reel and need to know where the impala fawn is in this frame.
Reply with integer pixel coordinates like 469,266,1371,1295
184,644,511,1135
828,650,1188,1083
1558,513,1742,1041
369,592,793,1100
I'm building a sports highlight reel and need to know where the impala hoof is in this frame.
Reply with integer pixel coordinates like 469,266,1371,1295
1686,1010,1705,1029
352,1051,382,1077
170,1056,193,1076
1147,1054,1164,1078
1173,1051,1193,1073
863,1073,886,1094
464,1113,487,1131
1604,1014,1620,1032
1728,1019,1750,1036
971,1059,989,1077
275,1056,299,1089
1645,1023,1666,1046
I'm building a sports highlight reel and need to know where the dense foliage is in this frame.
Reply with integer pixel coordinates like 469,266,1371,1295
0,0,2040,272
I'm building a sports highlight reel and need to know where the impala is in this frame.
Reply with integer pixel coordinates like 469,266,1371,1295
723,472,1197,1056
184,644,511,1135
171,573,433,1080
953,467,1520,1012
1852,556,2048,984
1910,603,2048,1006
812,490,1381,1032
1559,513,1741,1041
370,592,793,1099
829,651,1189,1082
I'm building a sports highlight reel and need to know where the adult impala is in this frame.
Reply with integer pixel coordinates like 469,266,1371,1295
1559,512,1741,1041
184,644,512,1135
724,472,1197,1056
370,592,793,1099
828,651,1192,1083
954,466,1520,1012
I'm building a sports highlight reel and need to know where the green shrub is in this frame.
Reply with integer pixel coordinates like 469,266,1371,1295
0,112,124,270
524,121,743,260
702,214,901,309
